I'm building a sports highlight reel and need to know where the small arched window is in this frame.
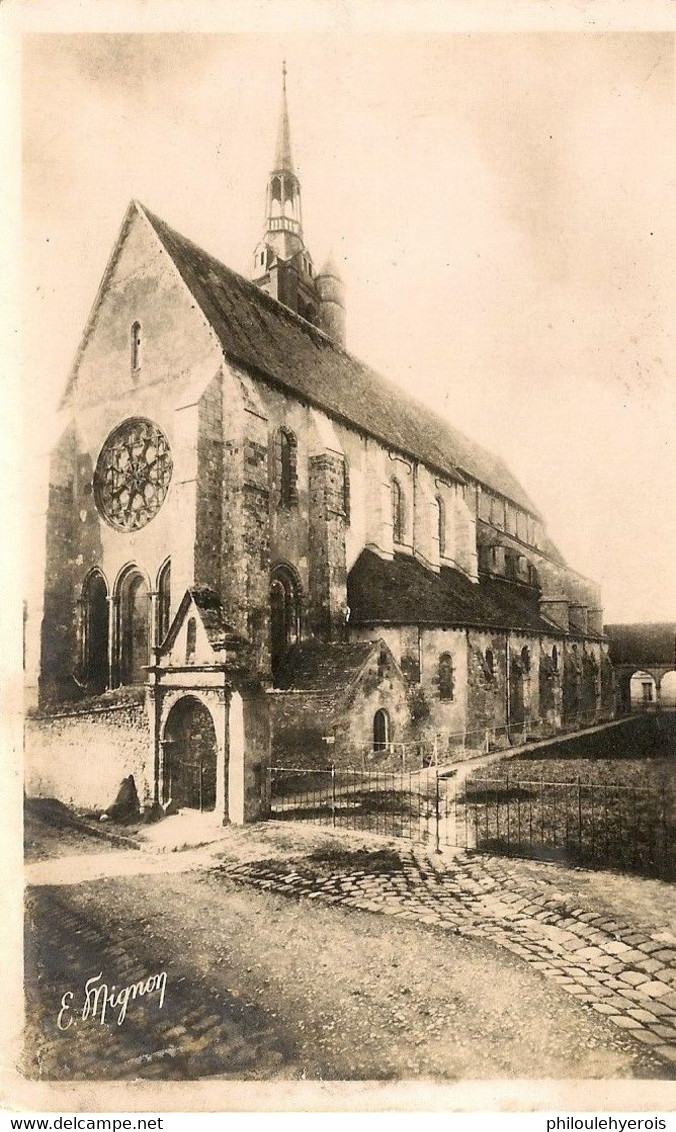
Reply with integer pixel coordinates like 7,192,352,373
436,495,446,558
438,653,454,700
278,428,298,509
131,321,142,375
373,708,390,753
186,617,197,665
552,645,559,672
521,646,531,674
391,478,404,544
485,648,495,678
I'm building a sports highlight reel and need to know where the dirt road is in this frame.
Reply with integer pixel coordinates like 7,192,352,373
24,864,667,1081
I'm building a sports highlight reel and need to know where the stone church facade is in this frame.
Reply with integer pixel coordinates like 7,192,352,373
26,72,614,821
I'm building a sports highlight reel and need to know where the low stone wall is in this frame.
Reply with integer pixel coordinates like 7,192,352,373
25,692,152,812
268,692,338,769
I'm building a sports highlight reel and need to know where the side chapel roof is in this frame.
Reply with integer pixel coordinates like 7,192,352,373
347,550,604,638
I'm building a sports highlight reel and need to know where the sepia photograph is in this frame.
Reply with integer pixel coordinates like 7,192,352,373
4,1,676,1114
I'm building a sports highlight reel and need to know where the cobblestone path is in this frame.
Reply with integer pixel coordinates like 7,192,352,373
222,845,676,1070
24,885,292,1080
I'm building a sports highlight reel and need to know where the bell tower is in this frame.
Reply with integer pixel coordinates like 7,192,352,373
252,64,344,336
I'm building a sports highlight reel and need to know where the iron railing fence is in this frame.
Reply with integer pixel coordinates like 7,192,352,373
266,765,675,880
456,774,675,880
317,712,637,771
268,765,440,846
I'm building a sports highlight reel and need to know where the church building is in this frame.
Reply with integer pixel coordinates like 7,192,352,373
26,69,614,822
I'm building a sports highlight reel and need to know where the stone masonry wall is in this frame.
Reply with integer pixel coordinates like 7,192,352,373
308,452,348,640
195,374,224,592
37,207,225,705
466,629,509,750
25,694,151,812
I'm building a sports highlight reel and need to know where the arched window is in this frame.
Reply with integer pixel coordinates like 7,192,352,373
118,568,150,686
270,565,301,680
436,495,446,558
552,645,559,672
130,321,142,374
278,428,298,509
485,648,495,678
521,646,531,674
185,617,197,665
373,708,390,753
157,559,171,646
438,653,454,700
82,571,109,692
391,478,404,544
490,495,503,528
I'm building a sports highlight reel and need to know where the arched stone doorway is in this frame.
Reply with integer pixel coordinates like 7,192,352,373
162,696,220,812
270,565,300,681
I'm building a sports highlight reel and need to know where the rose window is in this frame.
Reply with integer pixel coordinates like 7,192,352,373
94,418,173,531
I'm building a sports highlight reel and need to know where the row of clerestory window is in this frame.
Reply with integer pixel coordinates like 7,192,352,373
391,477,448,556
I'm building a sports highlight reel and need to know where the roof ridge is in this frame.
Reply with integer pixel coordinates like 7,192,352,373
142,203,346,352
102,202,541,518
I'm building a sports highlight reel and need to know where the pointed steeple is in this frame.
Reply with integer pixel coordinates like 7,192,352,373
251,65,345,343
274,60,294,173
253,63,306,267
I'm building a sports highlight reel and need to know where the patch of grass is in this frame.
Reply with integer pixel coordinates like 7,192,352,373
461,760,675,880
306,846,405,873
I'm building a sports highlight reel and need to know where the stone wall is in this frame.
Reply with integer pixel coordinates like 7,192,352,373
195,374,224,592
465,629,508,750
36,205,225,704
25,691,152,812
308,452,347,639
268,691,337,769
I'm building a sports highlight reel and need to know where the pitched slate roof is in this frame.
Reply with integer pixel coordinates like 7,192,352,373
138,204,541,515
347,549,596,637
604,623,676,667
273,641,378,693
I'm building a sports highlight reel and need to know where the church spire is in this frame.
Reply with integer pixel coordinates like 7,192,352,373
274,60,294,173
251,64,346,345
253,63,306,268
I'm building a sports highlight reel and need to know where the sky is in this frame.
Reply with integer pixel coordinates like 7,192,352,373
21,30,675,622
